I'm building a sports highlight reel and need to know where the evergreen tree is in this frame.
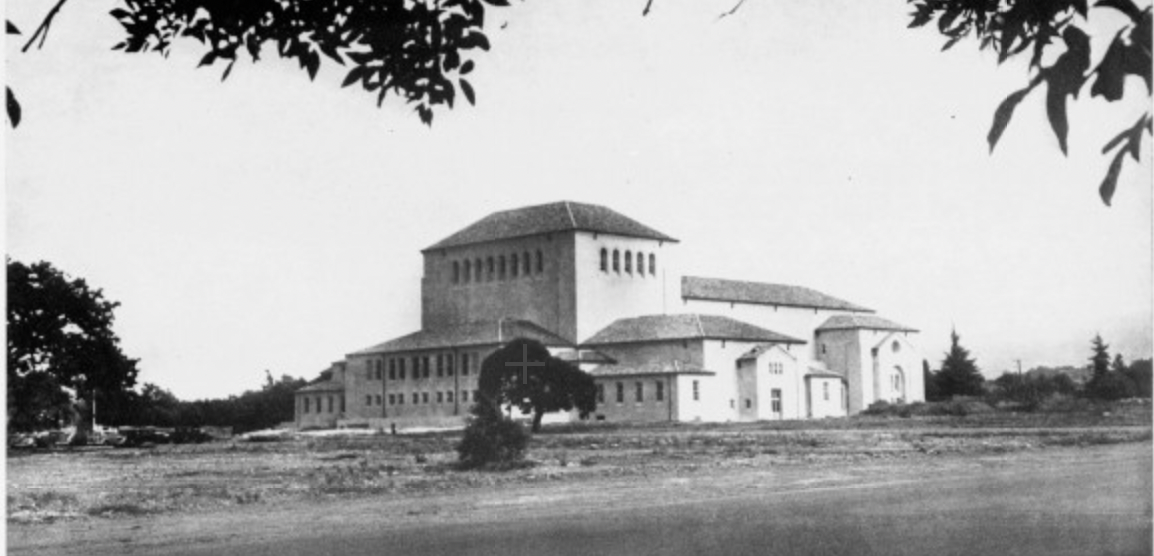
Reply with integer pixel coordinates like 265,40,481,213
1090,334,1111,379
936,329,985,398
922,359,943,402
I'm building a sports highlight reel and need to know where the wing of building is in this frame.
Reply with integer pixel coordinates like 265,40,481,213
295,201,922,430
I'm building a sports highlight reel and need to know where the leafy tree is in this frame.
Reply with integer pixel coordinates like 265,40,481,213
908,0,1152,205
936,329,985,398
991,371,1076,410
455,400,529,469
1125,358,1152,397
7,258,140,435
478,338,597,433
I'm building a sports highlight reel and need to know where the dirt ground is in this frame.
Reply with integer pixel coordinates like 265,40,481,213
8,406,1151,527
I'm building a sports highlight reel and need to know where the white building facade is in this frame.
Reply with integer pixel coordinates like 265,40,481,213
294,201,922,429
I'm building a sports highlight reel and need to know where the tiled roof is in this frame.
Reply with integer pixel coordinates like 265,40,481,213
681,276,872,313
582,314,804,346
424,201,678,251
296,381,345,393
587,360,715,377
816,315,918,333
350,319,573,356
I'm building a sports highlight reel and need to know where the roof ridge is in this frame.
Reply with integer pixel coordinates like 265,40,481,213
563,201,578,228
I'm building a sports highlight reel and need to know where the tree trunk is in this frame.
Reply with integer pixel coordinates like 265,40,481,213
531,410,544,433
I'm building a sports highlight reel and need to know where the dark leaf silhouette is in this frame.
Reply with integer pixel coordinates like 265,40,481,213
988,80,1039,152
7,87,21,128
7,20,20,35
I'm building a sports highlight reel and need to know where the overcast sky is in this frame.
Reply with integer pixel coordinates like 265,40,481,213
7,0,1151,400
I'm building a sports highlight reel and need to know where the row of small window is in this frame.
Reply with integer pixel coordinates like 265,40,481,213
302,396,345,414
767,362,784,375
599,248,657,276
597,381,667,403
450,251,544,284
366,353,477,380
364,390,480,406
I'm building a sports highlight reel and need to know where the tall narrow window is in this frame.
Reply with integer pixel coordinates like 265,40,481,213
461,353,469,376
375,395,381,406
655,381,664,401
436,391,443,403
511,254,519,278
522,251,531,275
304,398,310,413
474,258,482,281
423,356,431,378
536,250,543,273
635,382,643,402
823,382,830,401
422,392,429,404
446,354,454,376
486,257,494,281
463,260,471,283
649,253,656,275
600,248,608,272
412,393,419,404
613,250,620,272
368,395,374,406
340,395,345,412
637,252,644,275
771,389,782,413
597,384,605,403
447,391,454,403
398,394,404,405
692,380,700,401
452,261,459,284
499,255,507,280
624,250,632,274
399,358,406,379
615,382,624,403
436,354,444,377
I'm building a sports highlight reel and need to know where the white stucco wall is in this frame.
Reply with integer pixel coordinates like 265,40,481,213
807,377,845,418
573,232,676,343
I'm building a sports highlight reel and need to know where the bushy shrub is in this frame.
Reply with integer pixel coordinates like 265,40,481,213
991,373,1077,410
862,398,993,418
456,402,529,470
1086,371,1139,401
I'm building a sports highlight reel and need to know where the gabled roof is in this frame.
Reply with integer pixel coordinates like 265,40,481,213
296,381,345,393
681,276,872,313
587,360,715,377
816,314,918,333
423,201,678,252
582,314,804,346
350,319,572,356
737,343,798,362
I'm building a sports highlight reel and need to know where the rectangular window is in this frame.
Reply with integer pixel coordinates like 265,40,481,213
447,391,454,403
461,353,469,376
398,394,404,405
824,382,830,401
745,399,752,409
340,396,346,413
399,358,406,379
447,354,454,376
771,389,782,413
389,359,397,380
422,392,429,404
635,382,643,402
423,357,430,378
412,393,419,404
436,354,444,377
474,389,480,401
412,357,420,378
375,395,381,406
596,384,605,403
615,382,624,403
388,394,395,405
461,391,468,402
328,396,334,412
655,381,664,401
366,395,373,406
303,398,310,413
692,380,700,401
436,391,443,403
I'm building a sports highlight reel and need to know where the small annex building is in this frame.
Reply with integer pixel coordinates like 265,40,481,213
294,201,923,429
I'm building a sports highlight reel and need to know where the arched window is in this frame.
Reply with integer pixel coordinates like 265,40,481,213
499,255,506,280
511,253,519,278
486,256,494,281
536,250,543,273
624,250,632,273
649,253,656,275
600,248,608,272
452,261,460,284
613,249,620,272
893,366,905,399
522,251,531,275
637,252,644,275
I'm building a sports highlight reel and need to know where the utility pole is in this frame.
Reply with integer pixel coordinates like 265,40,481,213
1015,359,1023,376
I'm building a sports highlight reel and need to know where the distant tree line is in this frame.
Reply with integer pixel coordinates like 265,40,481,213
923,330,1152,409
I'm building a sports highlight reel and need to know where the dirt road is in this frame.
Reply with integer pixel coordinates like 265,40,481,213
10,442,1150,556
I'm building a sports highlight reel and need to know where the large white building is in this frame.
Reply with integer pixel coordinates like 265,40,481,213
295,201,923,429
